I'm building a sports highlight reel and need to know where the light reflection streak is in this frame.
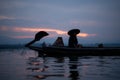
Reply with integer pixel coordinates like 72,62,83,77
13,27,96,38
0,26,96,38
14,27,67,35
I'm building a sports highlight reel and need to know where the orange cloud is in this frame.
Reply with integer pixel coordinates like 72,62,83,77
78,33,89,37
14,27,67,34
78,33,96,37
13,27,96,38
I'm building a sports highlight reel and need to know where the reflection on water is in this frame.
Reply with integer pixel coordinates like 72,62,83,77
26,55,120,80
0,49,120,80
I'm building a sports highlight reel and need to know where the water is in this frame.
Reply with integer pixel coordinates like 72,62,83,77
0,48,120,80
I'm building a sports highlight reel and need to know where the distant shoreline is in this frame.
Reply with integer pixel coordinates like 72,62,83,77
0,44,25,49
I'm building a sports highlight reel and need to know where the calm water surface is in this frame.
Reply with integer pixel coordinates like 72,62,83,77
0,48,120,80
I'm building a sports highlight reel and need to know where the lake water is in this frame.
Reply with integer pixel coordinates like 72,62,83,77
0,48,120,80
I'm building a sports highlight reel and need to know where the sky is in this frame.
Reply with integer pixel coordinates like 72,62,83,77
0,0,120,45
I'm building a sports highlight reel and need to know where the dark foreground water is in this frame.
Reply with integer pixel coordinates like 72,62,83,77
0,49,120,80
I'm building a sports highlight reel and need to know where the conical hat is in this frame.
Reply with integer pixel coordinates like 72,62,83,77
68,29,80,35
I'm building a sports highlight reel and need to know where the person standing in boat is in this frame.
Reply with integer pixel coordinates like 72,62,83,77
68,29,80,48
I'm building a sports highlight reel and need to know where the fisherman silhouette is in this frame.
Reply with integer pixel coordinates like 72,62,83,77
68,29,80,48
25,31,49,47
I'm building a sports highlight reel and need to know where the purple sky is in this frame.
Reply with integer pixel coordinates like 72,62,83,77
0,0,120,44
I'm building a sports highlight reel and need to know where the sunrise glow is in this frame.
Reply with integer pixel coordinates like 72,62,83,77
12,27,96,38
0,0,119,44
14,27,67,34
0,26,97,38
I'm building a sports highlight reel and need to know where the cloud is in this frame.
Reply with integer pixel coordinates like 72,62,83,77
13,27,66,34
0,26,96,38
78,33,96,37
0,16,15,20
13,27,96,38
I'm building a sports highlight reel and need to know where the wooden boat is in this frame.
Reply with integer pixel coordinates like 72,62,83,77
25,30,120,56
28,46,120,57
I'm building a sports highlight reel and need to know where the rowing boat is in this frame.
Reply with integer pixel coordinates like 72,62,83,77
28,46,120,57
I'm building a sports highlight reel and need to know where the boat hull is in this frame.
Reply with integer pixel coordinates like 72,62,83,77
28,46,120,57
